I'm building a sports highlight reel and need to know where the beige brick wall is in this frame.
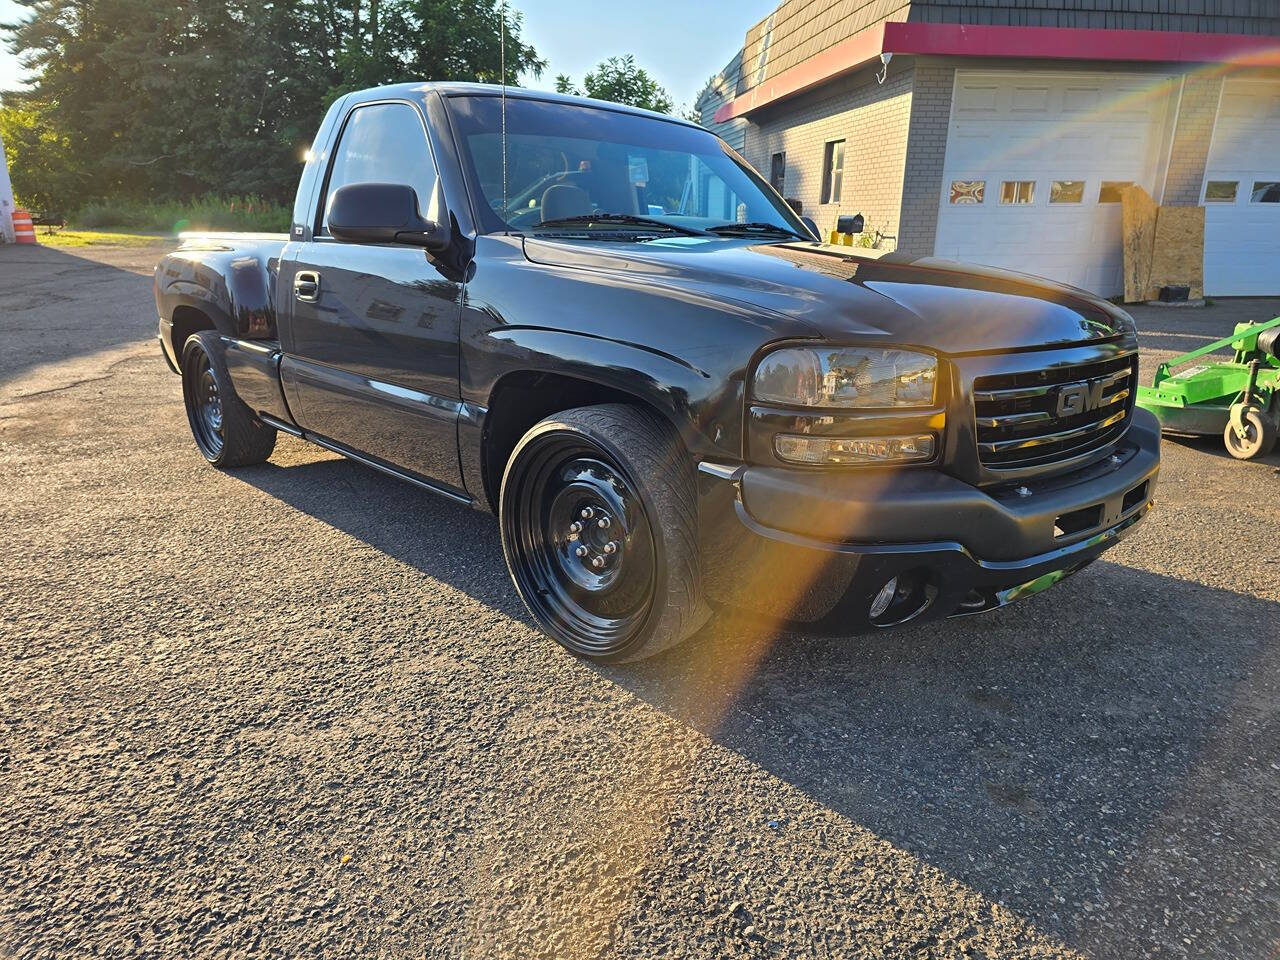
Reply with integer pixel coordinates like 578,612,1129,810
1162,73,1224,206
744,60,915,246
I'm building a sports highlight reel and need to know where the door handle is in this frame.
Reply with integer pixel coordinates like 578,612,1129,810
294,270,320,302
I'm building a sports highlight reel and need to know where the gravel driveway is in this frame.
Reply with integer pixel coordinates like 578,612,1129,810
1,241,1277,959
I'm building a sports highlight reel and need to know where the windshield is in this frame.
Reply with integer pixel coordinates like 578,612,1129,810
446,94,808,238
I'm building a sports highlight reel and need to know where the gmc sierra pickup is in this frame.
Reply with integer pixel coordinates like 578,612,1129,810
155,82,1160,661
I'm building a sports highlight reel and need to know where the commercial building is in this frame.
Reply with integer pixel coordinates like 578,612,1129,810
705,1,1280,297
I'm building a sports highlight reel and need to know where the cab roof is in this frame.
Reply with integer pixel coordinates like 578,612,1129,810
343,81,702,130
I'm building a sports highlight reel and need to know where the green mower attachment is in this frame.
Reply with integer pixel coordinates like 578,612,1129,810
1135,316,1280,460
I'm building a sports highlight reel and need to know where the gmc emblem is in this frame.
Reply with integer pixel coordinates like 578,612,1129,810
1056,380,1105,418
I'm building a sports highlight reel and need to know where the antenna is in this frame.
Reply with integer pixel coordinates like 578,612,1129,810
500,0,508,230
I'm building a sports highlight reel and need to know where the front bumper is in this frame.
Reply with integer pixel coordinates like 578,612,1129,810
697,408,1161,632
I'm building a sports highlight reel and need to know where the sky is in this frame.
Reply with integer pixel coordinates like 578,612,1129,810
0,0,778,108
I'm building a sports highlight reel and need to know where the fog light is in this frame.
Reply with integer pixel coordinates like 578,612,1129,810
774,433,935,465
866,568,938,627
869,577,898,618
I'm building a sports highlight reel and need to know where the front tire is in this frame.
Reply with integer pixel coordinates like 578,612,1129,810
499,404,709,662
181,331,276,467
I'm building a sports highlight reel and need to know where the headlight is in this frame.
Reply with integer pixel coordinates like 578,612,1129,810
753,346,937,408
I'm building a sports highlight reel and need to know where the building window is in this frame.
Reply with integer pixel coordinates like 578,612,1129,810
1204,181,1238,203
1098,181,1132,204
949,180,985,204
1050,180,1085,204
1000,180,1036,205
770,152,786,193
820,140,845,204
1251,181,1280,203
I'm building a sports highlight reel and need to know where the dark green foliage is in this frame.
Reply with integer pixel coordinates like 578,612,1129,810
1,0,544,212
554,55,673,115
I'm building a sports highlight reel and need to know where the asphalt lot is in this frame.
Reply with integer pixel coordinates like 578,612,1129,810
1,240,1277,960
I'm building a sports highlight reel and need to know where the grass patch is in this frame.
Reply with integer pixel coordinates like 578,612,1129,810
39,229,173,248
73,195,290,234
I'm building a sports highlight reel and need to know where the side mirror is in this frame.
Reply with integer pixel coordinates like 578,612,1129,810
327,182,449,252
800,216,819,240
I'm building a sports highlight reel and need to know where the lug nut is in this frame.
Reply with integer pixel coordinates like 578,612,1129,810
575,545,589,557
581,507,595,519
569,521,582,534
597,516,610,529
603,541,617,555
591,556,605,569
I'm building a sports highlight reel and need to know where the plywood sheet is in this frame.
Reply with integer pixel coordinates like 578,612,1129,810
1147,206,1205,301
1122,185,1158,303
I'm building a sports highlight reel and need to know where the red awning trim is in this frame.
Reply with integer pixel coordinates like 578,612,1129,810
713,21,1280,122
714,23,888,123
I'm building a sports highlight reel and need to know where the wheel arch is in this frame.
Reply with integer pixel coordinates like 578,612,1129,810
478,369,692,515
170,303,223,361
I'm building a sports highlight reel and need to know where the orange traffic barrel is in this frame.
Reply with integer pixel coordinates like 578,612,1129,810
12,209,37,244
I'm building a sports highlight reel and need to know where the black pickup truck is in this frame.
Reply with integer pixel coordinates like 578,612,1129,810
155,82,1160,661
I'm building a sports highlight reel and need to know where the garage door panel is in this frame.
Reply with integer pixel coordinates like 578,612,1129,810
1202,80,1280,297
1011,85,1052,112
1061,87,1102,113
954,84,998,113
937,70,1170,298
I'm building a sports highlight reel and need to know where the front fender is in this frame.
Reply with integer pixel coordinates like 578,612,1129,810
478,327,726,454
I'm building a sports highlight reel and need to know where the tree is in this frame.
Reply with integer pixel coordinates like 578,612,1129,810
0,101,78,212
554,55,673,114
0,0,545,210
324,0,546,101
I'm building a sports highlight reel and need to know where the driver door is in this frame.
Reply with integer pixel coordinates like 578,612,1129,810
283,100,465,490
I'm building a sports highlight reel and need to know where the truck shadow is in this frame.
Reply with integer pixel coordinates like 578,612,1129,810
616,564,1278,955
234,449,1277,956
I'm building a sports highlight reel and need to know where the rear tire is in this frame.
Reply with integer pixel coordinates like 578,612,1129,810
1223,404,1277,460
181,331,276,467
499,403,709,662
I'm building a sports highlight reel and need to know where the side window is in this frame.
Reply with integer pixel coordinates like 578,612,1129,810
1049,180,1085,204
318,102,439,236
769,152,786,193
1204,181,1238,203
1251,181,1280,203
1098,181,1132,204
821,140,845,204
950,180,985,204
1000,180,1036,205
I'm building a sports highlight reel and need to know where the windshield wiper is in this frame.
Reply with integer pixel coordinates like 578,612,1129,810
532,214,709,237
706,221,809,240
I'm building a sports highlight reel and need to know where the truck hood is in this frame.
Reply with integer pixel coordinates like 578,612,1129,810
522,237,1135,355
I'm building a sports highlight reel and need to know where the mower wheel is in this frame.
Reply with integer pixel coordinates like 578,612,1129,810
1224,404,1277,460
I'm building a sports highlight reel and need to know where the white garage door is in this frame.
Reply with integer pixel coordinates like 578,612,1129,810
935,71,1172,297
1202,79,1280,297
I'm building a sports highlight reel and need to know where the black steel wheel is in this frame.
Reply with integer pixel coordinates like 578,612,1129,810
500,404,708,661
1223,404,1277,461
181,331,276,467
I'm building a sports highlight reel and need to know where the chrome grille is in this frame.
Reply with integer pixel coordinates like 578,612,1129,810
973,354,1136,469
